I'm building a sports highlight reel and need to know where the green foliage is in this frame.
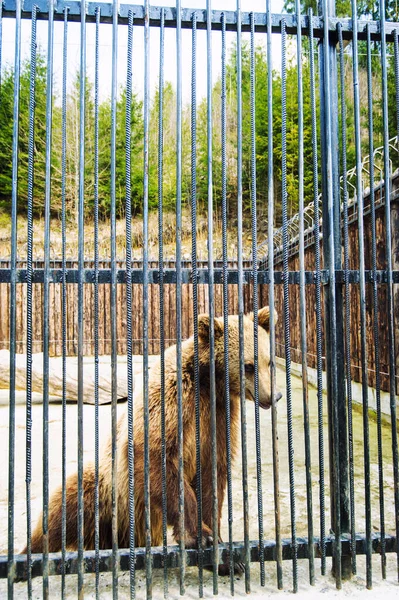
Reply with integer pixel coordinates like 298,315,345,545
271,56,317,222
88,85,147,218
0,52,147,220
283,0,351,16
284,0,399,18
209,41,317,223
0,66,15,208
0,52,54,215
149,82,191,214
0,34,398,227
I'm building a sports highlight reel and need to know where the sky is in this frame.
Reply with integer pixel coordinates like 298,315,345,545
1,0,285,104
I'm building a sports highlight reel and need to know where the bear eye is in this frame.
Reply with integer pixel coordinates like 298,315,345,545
245,363,255,374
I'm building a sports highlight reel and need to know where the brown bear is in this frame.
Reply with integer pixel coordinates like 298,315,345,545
26,307,281,571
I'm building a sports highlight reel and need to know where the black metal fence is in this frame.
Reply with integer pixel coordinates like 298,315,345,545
0,0,399,599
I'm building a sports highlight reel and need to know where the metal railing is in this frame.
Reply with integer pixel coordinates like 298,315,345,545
0,1,398,599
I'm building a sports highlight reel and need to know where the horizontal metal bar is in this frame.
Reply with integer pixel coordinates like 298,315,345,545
2,1,399,40
0,259,253,268
2,534,396,581
0,268,398,285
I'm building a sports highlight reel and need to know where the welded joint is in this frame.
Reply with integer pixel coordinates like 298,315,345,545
321,270,330,285
24,0,40,13
190,268,200,284
21,0,45,12
248,266,259,281
151,266,166,284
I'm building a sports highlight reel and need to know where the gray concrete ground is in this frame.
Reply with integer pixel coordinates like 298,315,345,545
3,555,399,599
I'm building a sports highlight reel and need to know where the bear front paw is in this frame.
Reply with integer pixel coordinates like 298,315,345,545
217,561,245,576
183,523,213,549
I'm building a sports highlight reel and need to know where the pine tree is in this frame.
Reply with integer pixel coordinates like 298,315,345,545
0,51,53,216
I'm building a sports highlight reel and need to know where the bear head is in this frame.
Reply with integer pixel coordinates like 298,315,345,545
198,306,282,410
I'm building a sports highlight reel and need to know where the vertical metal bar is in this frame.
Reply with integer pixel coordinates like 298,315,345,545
143,1,152,597
332,17,352,587
157,8,167,598
43,1,55,597
77,0,86,596
236,1,250,592
110,0,119,596
7,0,21,597
350,1,372,588
365,21,386,580
61,7,69,599
126,10,136,598
266,0,282,589
295,1,314,585
221,11,234,595
191,11,204,598
0,0,2,79
395,30,399,145
93,6,100,598
319,0,344,587
337,22,356,577
393,26,399,581
26,7,37,598
206,0,218,592
250,11,265,587
309,8,326,577
126,10,135,600
175,0,186,595
380,0,399,581
281,18,297,593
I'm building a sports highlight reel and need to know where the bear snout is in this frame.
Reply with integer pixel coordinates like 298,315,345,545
259,390,282,409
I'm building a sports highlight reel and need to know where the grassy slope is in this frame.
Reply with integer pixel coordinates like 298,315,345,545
0,210,257,261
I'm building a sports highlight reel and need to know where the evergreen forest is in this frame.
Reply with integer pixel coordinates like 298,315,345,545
0,0,398,230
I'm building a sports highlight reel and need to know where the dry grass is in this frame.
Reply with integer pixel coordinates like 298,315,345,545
0,209,257,261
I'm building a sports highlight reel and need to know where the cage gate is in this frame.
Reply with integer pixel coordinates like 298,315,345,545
0,0,399,598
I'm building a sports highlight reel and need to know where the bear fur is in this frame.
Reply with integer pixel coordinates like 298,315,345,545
26,307,281,566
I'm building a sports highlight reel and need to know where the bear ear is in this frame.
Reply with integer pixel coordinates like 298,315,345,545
248,306,278,331
198,314,224,340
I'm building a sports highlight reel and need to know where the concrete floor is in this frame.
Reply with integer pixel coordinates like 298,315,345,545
0,361,398,598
